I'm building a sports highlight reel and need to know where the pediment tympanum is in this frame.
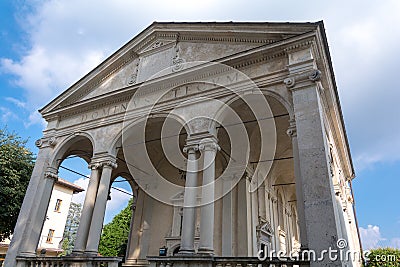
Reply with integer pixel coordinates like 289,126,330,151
39,22,318,119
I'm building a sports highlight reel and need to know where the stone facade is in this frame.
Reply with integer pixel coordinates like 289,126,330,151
5,22,361,267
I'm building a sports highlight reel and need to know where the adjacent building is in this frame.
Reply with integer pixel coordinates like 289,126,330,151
0,178,83,263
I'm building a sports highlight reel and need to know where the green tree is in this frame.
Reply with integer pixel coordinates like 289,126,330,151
98,198,133,257
0,128,34,242
366,247,400,267
60,202,82,256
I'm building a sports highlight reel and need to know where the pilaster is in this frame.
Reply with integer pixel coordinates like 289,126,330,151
284,47,343,266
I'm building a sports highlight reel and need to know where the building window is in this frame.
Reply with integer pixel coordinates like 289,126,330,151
46,229,55,243
54,199,62,212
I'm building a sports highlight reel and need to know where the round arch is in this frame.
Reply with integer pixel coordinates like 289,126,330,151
49,132,95,169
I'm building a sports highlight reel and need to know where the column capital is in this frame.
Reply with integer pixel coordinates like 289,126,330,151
35,136,57,148
89,155,118,169
183,144,199,154
102,160,118,169
88,162,103,170
286,119,297,138
44,167,58,181
199,138,220,152
283,69,321,90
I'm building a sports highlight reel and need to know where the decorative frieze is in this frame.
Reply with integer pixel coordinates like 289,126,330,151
126,59,140,86
172,44,185,72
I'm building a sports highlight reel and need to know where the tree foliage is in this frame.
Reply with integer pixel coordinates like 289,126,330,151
98,198,133,257
366,247,400,267
0,128,34,242
60,202,82,256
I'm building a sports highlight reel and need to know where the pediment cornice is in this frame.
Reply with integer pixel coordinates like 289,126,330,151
40,22,319,117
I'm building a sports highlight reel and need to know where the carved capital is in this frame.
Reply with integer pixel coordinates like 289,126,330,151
48,137,57,147
44,171,58,181
35,136,57,148
183,144,199,154
283,77,295,88
88,162,103,170
308,69,321,81
35,139,43,148
198,138,220,152
284,69,322,90
286,119,297,138
103,160,118,169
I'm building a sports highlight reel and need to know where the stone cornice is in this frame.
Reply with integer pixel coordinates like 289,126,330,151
41,29,317,119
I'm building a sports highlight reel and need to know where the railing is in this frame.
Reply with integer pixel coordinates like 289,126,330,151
16,256,122,267
147,256,310,267
214,256,310,267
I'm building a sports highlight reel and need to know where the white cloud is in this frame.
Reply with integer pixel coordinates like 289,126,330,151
0,107,18,123
5,97,26,108
2,0,398,170
360,225,400,250
71,177,89,205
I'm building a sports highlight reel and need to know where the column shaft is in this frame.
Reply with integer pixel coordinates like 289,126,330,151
73,165,101,254
198,140,218,254
292,84,342,266
20,170,57,256
5,148,51,265
288,123,309,249
179,147,198,254
85,164,114,255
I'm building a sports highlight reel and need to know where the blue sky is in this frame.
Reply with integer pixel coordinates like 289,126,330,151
0,0,399,247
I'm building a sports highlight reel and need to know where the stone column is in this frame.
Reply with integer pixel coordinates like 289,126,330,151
125,187,145,264
198,138,219,254
285,67,343,265
287,119,308,249
85,160,117,255
179,144,199,254
125,185,138,262
21,167,58,256
221,176,237,256
5,146,51,265
258,182,267,220
72,162,102,254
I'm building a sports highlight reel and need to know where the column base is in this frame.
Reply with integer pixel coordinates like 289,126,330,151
84,251,98,257
197,248,214,255
70,250,85,256
18,251,36,257
177,248,196,255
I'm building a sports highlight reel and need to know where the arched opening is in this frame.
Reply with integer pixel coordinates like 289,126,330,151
39,135,94,256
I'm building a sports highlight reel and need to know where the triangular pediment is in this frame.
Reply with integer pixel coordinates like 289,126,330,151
40,22,321,118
